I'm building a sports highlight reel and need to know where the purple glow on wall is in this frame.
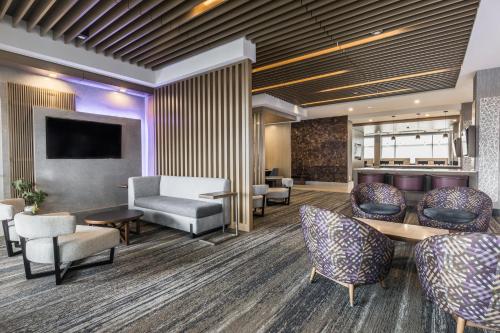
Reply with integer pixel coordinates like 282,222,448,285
73,83,152,176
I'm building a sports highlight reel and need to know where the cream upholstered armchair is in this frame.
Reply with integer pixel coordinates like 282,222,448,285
15,213,120,285
0,198,25,257
252,184,269,216
267,178,293,205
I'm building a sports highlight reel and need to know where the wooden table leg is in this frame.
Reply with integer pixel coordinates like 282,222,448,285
130,219,141,235
124,221,130,246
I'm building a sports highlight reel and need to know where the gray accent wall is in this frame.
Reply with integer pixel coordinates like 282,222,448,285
474,68,500,210
33,107,141,213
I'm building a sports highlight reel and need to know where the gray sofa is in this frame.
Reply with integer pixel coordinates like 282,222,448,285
128,176,230,236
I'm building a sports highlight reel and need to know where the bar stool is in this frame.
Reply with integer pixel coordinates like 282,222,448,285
358,173,385,184
431,175,468,189
393,174,425,191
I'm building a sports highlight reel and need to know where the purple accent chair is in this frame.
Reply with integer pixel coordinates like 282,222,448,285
417,187,492,232
415,233,500,333
300,205,394,306
351,183,407,223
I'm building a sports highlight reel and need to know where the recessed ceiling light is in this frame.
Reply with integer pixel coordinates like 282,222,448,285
119,88,127,93
348,107,353,112
425,113,430,117
414,99,420,104
453,119,457,122
77,34,87,40
369,119,373,122
48,73,57,78
367,106,374,109
371,29,383,36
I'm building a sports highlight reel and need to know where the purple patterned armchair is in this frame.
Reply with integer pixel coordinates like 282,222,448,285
351,183,407,223
415,233,500,333
417,187,492,232
300,205,394,306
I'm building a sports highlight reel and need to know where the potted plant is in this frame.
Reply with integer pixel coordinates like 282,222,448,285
12,179,48,215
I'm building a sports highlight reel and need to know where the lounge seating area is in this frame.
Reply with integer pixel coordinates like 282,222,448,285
0,1,499,332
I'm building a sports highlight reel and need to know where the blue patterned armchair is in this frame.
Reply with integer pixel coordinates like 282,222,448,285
300,205,394,306
417,187,492,232
415,233,500,333
351,183,407,223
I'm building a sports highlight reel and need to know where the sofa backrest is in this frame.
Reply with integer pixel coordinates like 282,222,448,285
159,176,230,202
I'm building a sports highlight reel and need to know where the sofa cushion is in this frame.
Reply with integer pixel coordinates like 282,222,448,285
135,196,222,218
423,207,477,224
359,202,401,215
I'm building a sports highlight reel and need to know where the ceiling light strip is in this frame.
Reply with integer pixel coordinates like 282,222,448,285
252,27,413,73
318,67,458,93
252,70,349,93
301,88,412,106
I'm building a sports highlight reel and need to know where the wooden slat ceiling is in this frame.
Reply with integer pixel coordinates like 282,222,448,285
0,0,479,105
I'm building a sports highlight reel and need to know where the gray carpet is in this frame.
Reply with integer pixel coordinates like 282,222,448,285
0,190,496,333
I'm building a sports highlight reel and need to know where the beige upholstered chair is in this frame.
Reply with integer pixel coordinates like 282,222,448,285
15,213,120,285
252,184,269,216
0,198,25,257
267,178,293,205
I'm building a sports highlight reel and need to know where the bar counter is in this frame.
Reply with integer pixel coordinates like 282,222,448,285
353,168,478,204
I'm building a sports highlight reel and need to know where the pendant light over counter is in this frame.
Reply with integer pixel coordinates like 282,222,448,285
391,115,396,140
416,113,421,139
443,111,449,138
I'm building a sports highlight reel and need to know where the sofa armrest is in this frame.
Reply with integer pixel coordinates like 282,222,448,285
128,176,161,208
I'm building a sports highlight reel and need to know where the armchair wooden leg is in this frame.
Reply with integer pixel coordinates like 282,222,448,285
309,267,316,283
456,317,466,333
348,284,355,307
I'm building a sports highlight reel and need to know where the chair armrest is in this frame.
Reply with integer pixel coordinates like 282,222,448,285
128,176,161,208
0,198,25,220
15,213,76,239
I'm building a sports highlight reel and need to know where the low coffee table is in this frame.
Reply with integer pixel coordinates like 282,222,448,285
85,209,143,246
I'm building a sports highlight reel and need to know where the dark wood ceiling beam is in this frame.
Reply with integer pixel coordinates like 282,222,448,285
83,0,163,49
64,0,120,44
253,36,469,85
113,0,257,60
140,0,305,67
135,0,345,65
75,0,142,47
124,0,270,64
265,57,464,93
12,0,35,27
26,0,56,32
108,0,207,57
52,0,100,40
254,52,465,90
39,0,78,36
255,4,476,62
318,1,477,44
257,11,475,65
254,27,471,81
0,0,13,20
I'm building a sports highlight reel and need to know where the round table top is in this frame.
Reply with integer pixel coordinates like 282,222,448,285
85,209,143,225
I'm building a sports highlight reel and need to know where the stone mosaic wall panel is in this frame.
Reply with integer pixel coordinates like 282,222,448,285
291,116,348,183
478,96,500,203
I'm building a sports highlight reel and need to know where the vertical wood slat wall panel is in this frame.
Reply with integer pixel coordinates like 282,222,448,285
7,82,76,196
253,111,265,185
154,61,253,231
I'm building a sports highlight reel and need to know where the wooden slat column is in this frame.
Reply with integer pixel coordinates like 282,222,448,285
6,82,76,196
253,109,265,185
154,60,254,231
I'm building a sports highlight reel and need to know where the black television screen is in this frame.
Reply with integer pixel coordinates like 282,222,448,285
46,117,122,159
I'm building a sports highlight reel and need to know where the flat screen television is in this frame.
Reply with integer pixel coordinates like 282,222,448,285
46,117,122,159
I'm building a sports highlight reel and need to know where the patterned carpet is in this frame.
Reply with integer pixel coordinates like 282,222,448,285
0,190,496,333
